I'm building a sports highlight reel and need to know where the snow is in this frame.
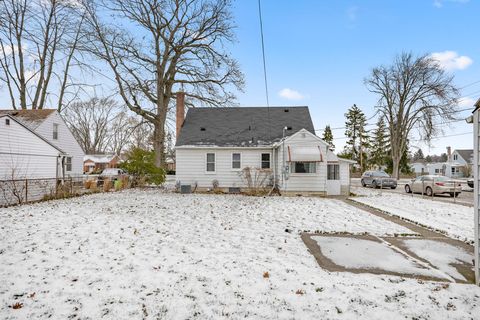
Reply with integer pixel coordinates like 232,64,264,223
402,239,473,282
1,190,480,319
350,190,475,242
314,237,445,279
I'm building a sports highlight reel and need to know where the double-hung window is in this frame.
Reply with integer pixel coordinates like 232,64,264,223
261,153,270,169
206,153,215,172
327,164,340,180
53,123,59,140
65,157,72,172
232,153,241,169
291,162,316,173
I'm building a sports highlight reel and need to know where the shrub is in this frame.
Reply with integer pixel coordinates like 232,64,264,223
120,148,166,185
238,167,273,196
103,179,112,192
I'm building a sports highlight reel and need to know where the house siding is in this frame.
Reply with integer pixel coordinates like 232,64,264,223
0,117,60,179
176,148,273,189
34,112,85,175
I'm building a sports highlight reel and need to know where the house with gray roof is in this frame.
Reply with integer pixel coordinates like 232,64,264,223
174,97,354,195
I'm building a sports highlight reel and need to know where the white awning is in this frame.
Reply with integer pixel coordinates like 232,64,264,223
288,146,323,162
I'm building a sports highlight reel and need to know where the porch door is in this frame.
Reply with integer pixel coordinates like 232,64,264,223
326,163,341,195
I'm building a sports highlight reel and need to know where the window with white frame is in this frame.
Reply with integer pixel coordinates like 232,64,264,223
232,153,241,169
261,153,270,169
291,162,316,173
65,157,72,172
453,154,458,161
53,123,59,140
206,153,215,172
327,164,340,180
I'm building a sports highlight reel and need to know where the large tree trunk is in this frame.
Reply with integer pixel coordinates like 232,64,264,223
153,122,165,168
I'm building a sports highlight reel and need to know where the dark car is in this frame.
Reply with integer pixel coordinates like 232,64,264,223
361,171,397,189
467,178,474,189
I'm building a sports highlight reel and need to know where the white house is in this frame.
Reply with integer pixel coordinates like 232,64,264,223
0,114,65,179
0,109,84,178
452,149,473,166
175,98,354,195
410,161,427,176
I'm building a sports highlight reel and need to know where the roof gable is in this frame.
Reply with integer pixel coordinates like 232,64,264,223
176,106,315,147
454,149,473,163
0,109,55,130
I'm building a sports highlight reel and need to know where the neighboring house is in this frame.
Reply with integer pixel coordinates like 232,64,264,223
166,156,176,172
175,102,354,195
0,114,65,179
0,109,85,177
83,154,119,173
452,149,473,166
409,161,427,176
425,162,464,178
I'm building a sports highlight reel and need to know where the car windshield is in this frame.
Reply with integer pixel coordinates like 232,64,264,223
373,171,390,177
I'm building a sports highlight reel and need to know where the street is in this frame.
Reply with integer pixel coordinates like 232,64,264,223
351,178,474,207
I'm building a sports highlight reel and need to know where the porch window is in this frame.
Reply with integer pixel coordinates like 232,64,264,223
232,153,241,169
66,157,72,172
261,153,270,169
327,164,340,180
206,153,215,172
291,162,316,173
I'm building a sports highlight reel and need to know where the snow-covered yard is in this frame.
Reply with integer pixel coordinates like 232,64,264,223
1,190,480,319
351,188,475,243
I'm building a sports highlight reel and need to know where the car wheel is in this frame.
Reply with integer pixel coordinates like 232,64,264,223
450,192,460,197
361,180,366,187
405,185,411,193
390,186,397,190
426,186,433,197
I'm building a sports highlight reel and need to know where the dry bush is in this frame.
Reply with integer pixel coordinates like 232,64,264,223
263,271,270,279
238,167,273,196
103,179,113,192
121,176,130,189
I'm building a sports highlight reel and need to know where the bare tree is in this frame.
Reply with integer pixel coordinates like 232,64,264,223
0,0,86,111
63,97,118,154
82,0,244,167
365,52,459,178
108,111,139,155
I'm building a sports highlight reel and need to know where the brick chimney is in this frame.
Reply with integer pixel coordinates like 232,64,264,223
446,146,452,163
176,92,185,138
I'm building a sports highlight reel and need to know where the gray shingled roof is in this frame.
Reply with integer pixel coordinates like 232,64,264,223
455,149,473,164
0,109,55,130
175,106,315,147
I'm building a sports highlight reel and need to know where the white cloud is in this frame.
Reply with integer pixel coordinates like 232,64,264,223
434,0,469,8
278,88,305,100
430,51,473,71
346,6,358,21
458,97,475,107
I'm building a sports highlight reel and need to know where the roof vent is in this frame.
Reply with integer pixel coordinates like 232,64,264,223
284,109,289,112
200,127,206,131
287,126,292,130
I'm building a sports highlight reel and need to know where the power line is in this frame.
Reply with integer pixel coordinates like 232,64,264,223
258,0,269,107
460,80,480,90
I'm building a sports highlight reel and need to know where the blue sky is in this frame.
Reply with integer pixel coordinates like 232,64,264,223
231,0,480,155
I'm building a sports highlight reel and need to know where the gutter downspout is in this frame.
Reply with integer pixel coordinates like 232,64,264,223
282,127,287,192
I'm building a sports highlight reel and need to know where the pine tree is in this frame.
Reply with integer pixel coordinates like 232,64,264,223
322,125,335,151
344,104,369,169
369,117,389,168
412,149,424,161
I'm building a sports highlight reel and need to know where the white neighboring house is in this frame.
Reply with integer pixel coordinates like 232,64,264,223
175,104,354,195
0,115,64,179
452,149,473,167
410,162,427,176
0,109,84,178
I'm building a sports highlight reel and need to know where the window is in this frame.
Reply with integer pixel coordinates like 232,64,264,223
5,119,10,125
53,123,59,140
453,154,458,161
232,153,241,169
206,153,215,172
327,164,340,180
291,162,316,173
261,153,270,169
65,157,72,172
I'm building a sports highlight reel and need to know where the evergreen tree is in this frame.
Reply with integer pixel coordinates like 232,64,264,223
412,149,424,161
344,104,369,169
322,125,335,151
369,117,389,168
